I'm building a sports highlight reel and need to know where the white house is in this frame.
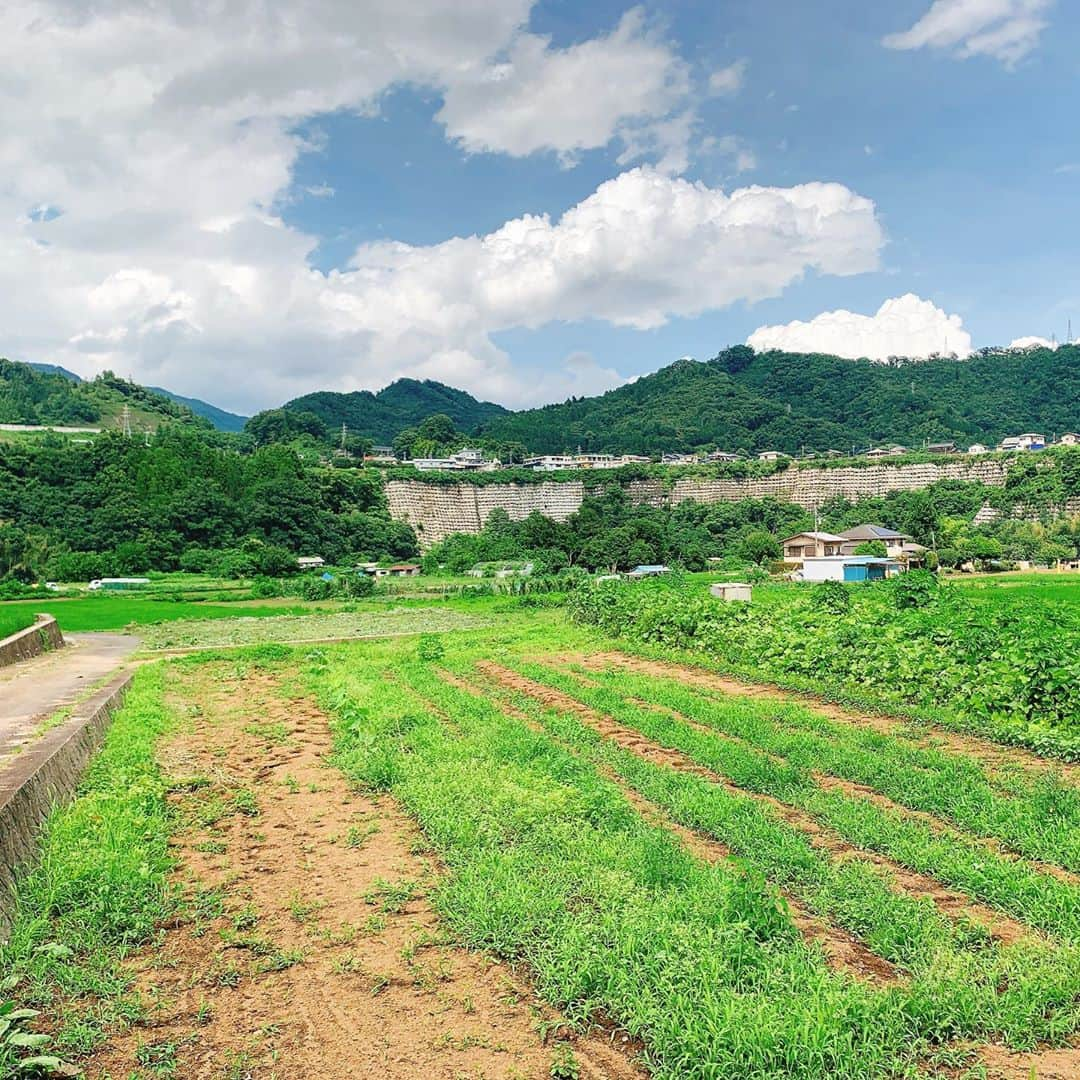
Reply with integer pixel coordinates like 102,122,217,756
758,450,789,462
1060,433,1080,446
525,455,577,471
999,433,1046,451
411,448,495,471
967,443,989,455
297,556,326,570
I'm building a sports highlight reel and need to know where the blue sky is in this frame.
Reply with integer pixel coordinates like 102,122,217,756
3,0,1077,412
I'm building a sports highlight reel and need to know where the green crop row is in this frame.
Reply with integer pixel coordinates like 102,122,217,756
511,661,1080,943
457,661,1080,1053
308,638,1080,1076
567,577,1080,759
577,663,1080,873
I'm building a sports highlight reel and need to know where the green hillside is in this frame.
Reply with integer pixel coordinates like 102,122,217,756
478,345,1080,454
149,386,249,432
284,378,509,443
0,359,212,432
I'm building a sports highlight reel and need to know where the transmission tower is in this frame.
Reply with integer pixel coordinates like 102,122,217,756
120,403,132,438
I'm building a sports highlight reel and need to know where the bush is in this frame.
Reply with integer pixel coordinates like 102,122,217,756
890,569,939,610
810,580,851,615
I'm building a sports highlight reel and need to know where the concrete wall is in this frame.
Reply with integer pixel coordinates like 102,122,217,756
387,458,1013,549
0,614,64,669
0,672,132,939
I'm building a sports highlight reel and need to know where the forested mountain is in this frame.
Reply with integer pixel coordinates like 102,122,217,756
28,362,81,383
0,360,212,430
478,346,1080,454
284,378,509,442
149,387,249,432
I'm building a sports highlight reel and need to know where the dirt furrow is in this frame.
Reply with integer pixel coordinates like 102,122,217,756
604,686,1080,889
479,661,1035,947
446,667,898,986
573,652,1080,789
76,665,644,1080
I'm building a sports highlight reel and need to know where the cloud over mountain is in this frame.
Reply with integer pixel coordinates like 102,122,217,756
747,294,973,361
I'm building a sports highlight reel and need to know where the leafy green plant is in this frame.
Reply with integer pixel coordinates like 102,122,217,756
0,988,76,1077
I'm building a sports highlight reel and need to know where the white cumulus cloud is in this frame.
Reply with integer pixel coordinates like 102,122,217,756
1009,335,1058,349
708,59,749,95
883,0,1054,66
437,9,690,168
0,0,885,411
747,294,973,360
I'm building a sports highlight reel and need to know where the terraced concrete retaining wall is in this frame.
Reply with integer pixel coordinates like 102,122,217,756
387,459,1013,549
0,614,64,668
0,672,132,939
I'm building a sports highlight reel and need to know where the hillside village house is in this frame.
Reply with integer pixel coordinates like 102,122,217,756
1060,433,1080,446
865,445,908,458
781,532,847,561
999,433,1045,451
758,450,789,462
967,443,989,455
411,448,497,471
297,556,325,570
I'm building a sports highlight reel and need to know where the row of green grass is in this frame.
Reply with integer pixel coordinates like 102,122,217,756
309,636,1080,1076
511,661,1080,943
579,664,1080,872
311,644,913,1079
450,660,1080,1053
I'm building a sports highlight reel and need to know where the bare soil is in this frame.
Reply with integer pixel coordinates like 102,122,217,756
78,663,643,1080
478,661,1035,947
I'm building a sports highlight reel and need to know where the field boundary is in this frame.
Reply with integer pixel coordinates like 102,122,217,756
0,669,133,938
0,614,64,669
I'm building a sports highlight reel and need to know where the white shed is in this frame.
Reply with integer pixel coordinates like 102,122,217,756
710,582,752,602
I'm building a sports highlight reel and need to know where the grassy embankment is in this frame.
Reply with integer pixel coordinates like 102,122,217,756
0,666,179,1072
0,608,37,640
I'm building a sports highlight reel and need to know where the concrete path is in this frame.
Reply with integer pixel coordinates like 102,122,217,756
0,633,140,763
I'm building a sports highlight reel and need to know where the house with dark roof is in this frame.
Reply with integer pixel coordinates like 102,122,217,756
838,524,926,562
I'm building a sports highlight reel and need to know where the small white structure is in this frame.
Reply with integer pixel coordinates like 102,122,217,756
710,582,752,602
627,564,670,578
800,556,899,582
757,450,789,462
88,577,150,591
1060,433,1080,447
967,443,989,455
297,556,326,570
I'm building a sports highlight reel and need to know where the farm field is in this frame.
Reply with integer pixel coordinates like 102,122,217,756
5,600,1080,1079
0,596,322,633
0,606,36,639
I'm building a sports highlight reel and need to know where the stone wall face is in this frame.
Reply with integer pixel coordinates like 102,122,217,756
388,459,1013,549
0,672,132,939
0,615,64,669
